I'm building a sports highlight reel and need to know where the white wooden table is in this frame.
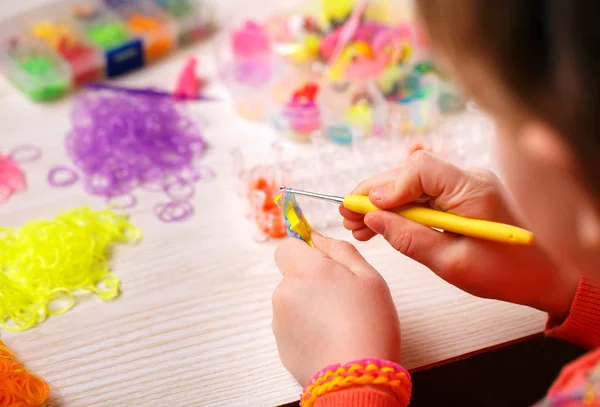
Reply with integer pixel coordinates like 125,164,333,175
0,1,546,406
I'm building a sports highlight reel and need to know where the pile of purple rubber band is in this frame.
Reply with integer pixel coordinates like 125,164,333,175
48,87,212,222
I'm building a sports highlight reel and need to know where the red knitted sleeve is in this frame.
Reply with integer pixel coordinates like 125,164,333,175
546,276,600,349
314,387,403,407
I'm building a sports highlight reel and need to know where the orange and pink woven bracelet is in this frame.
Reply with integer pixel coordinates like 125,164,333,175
300,358,412,407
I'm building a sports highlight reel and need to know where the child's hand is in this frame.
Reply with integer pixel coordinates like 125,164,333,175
342,151,578,318
273,234,401,386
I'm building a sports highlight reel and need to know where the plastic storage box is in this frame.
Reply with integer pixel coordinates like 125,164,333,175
66,0,144,77
153,0,210,44
105,0,177,63
0,31,71,101
18,2,105,86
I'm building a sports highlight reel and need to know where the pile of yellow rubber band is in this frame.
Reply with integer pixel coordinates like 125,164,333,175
0,206,140,332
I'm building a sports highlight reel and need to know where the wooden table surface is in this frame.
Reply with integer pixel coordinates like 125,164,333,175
0,1,546,406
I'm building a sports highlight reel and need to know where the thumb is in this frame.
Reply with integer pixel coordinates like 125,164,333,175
364,210,457,269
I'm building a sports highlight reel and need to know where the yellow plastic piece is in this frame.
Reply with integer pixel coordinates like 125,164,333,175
328,41,373,80
322,0,355,24
346,100,374,132
32,21,77,50
342,195,535,245
275,193,314,246
289,34,321,63
364,0,393,23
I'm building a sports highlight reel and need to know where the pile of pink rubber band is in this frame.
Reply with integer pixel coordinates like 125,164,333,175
0,145,42,204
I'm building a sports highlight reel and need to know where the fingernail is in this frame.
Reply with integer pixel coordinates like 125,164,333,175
365,214,386,235
370,188,384,202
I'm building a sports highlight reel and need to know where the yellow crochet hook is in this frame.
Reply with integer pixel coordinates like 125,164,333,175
281,187,535,245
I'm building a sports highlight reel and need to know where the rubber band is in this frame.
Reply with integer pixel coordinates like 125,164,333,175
164,179,195,201
107,194,138,210
48,165,79,187
8,145,42,164
0,206,140,331
0,340,49,406
53,88,210,222
154,201,194,223
301,358,412,407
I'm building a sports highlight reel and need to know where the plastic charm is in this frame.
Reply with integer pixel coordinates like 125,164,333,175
275,189,313,246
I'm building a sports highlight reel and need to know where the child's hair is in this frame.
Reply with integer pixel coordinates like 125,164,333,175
416,0,600,196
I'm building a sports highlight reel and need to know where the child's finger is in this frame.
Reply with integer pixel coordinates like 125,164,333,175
343,217,366,231
352,228,376,241
311,234,376,277
368,151,468,210
351,168,398,196
274,238,326,276
339,206,365,221
364,210,456,271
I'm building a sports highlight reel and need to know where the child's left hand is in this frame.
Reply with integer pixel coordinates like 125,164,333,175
273,233,401,386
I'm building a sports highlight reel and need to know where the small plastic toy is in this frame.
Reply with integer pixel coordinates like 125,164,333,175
216,19,278,121
278,82,320,142
173,56,199,99
389,88,438,134
231,20,272,86
320,79,388,144
248,176,287,239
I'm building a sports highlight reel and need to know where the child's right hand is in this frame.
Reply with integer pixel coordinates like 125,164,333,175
342,151,578,319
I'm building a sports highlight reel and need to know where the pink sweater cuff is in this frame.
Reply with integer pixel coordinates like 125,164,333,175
313,388,403,407
546,275,600,349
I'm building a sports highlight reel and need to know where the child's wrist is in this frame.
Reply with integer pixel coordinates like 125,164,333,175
300,358,412,407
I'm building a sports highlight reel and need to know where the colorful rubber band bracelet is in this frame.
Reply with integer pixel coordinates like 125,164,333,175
300,358,412,407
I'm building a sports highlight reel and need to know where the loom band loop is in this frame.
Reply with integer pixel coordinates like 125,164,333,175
164,180,195,201
106,194,138,210
45,288,75,316
155,201,194,223
121,225,142,243
0,361,16,379
194,165,215,181
2,308,39,332
0,389,19,406
89,273,120,301
22,375,50,404
48,165,79,188
8,145,42,164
